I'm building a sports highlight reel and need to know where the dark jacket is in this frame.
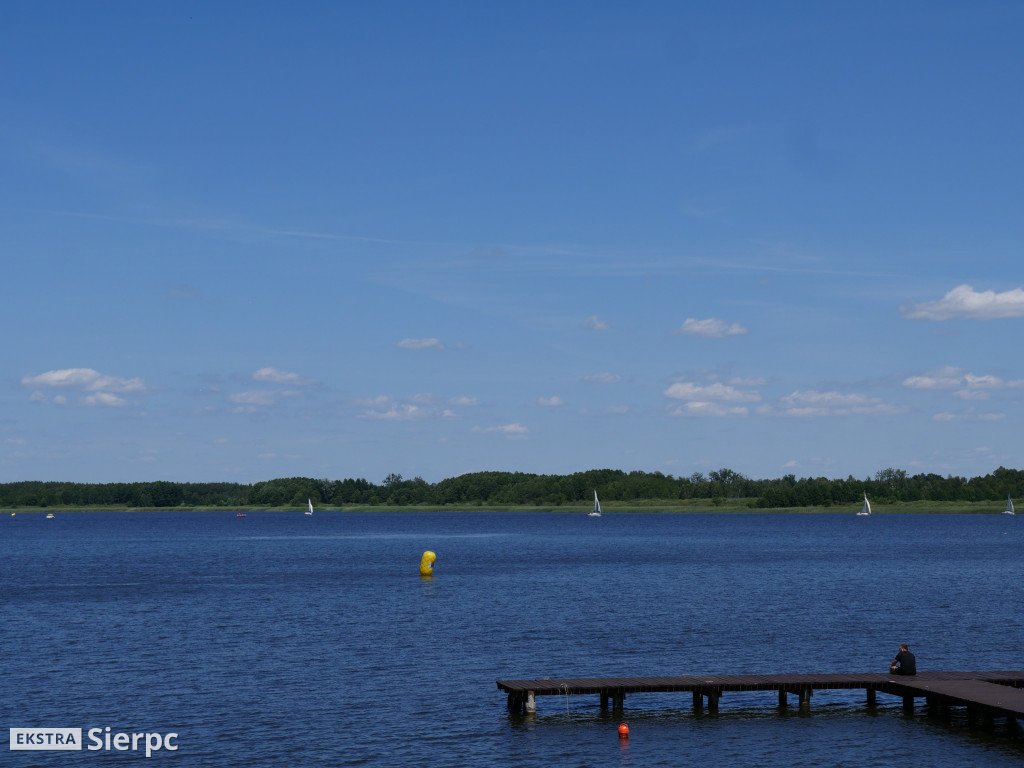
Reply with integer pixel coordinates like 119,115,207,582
892,650,916,675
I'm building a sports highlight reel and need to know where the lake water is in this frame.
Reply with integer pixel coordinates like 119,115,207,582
3,511,1024,767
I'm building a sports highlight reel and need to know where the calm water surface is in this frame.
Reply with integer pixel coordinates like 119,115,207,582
3,511,1023,766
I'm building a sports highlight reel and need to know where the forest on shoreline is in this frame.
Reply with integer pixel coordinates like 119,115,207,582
2,466,1023,509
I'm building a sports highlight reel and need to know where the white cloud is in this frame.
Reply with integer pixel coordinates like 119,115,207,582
583,315,609,330
357,395,393,408
22,368,145,393
901,284,1024,320
955,389,989,401
359,403,427,420
663,381,761,402
776,390,904,417
472,423,528,438
902,367,1024,393
449,396,479,406
83,392,127,407
663,379,759,417
969,374,1008,388
673,318,748,338
585,373,620,383
230,391,277,406
227,371,313,412
22,367,145,407
933,410,1007,422
356,394,442,421
902,366,968,390
669,401,749,417
397,338,444,350
253,367,304,384
535,396,564,407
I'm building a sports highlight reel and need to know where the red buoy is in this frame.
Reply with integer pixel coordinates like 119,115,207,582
618,723,629,738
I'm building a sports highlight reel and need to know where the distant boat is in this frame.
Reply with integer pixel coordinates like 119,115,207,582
306,498,314,516
45,513,55,519
857,493,871,516
1004,495,1015,515
236,512,247,518
588,490,602,517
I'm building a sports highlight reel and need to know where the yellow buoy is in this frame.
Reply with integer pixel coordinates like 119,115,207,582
419,550,436,577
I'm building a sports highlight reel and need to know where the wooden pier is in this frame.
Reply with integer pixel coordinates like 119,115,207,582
497,670,1024,730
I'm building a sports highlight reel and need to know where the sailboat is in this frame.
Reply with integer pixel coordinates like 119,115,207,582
857,493,871,516
1004,495,1015,515
588,490,601,517
306,498,314,516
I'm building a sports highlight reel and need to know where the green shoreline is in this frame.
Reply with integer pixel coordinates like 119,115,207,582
5,500,1013,514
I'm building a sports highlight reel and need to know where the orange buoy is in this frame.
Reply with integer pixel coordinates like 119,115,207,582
618,723,629,738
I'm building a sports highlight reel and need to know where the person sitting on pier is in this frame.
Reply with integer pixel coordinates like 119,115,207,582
889,644,916,675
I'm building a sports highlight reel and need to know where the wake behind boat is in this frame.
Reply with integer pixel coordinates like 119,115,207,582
588,490,601,517
857,493,871,516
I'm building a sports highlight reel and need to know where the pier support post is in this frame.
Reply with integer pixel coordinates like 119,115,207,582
778,690,787,707
525,691,536,714
866,689,876,706
707,690,720,713
902,695,914,712
600,692,609,710
799,689,812,709
693,691,703,710
612,691,625,712
926,697,949,719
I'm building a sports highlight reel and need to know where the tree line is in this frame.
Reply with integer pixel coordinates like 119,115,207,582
2,466,1023,509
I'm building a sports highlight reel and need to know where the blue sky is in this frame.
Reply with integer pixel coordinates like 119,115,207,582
3,2,1024,485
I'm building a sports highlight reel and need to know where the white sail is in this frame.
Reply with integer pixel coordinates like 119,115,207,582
306,498,314,516
857,493,871,516
1005,495,1015,515
588,490,601,517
